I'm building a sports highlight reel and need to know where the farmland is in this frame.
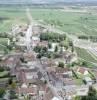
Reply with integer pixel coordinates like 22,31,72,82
75,47,97,64
0,7,97,36
0,38,8,45
0,38,8,54
0,7,28,53
0,7,27,32
30,8,97,36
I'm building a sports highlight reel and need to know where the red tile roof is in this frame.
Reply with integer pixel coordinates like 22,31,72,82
16,85,37,95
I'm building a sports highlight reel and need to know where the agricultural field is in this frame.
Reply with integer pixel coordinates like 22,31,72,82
0,38,8,45
30,8,97,36
0,7,27,32
75,47,97,64
0,38,8,54
0,7,97,36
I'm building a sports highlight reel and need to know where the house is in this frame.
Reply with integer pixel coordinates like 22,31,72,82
55,67,73,78
0,55,21,69
55,67,76,86
23,51,36,62
51,97,60,100
76,85,89,96
54,68,75,85
32,25,42,35
77,67,89,75
41,57,56,68
48,43,58,52
16,67,43,84
37,41,48,48
47,67,74,86
63,85,77,99
38,84,48,100
32,36,40,47
16,83,38,99
44,87,61,100
84,77,93,85
62,52,76,64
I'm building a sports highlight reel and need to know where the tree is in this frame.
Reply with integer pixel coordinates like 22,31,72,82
42,47,47,53
71,45,74,53
75,86,97,100
86,86,97,100
48,42,52,49
7,45,12,51
34,46,42,53
60,47,63,54
69,40,73,47
20,57,25,63
75,96,81,100
37,53,42,59
8,78,13,85
81,61,88,66
0,88,5,98
11,82,17,89
10,90,17,99
58,62,64,68
47,53,52,58
64,45,68,50
40,32,66,42
54,45,58,52
0,68,4,72
4,48,8,54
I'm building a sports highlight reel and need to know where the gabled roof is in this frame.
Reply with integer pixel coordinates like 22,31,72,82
55,67,71,74
16,84,37,95
77,67,88,74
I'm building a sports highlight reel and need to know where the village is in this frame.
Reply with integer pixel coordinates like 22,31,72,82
0,19,97,100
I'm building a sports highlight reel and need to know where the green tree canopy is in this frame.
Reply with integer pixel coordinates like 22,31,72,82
58,62,64,68
0,88,5,98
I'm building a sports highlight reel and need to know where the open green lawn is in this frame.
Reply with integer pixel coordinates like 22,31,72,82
75,47,97,64
31,9,97,36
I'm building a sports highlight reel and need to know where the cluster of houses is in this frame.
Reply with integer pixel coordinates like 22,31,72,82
1,24,97,100
0,52,96,100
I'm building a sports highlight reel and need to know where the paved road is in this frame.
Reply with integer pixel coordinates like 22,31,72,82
26,8,33,51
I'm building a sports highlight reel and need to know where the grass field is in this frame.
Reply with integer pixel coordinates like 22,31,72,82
0,7,97,36
75,47,97,64
0,38,8,45
0,38,9,53
0,71,9,78
30,9,97,36
0,7,27,32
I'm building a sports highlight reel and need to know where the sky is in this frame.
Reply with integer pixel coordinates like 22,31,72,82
0,0,97,4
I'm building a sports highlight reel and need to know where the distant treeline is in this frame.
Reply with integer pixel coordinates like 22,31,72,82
0,4,64,9
78,35,97,42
